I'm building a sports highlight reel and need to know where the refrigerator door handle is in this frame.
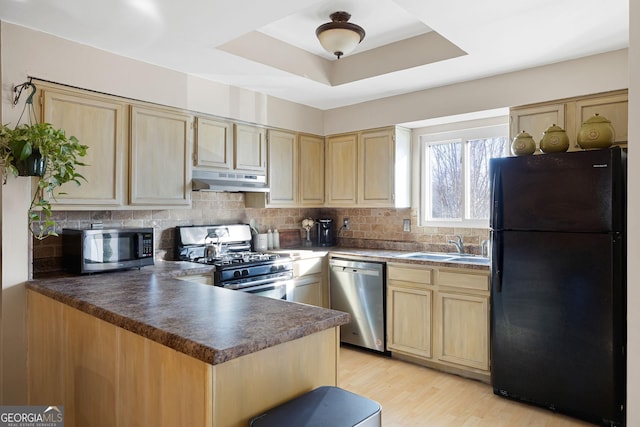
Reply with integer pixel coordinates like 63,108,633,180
490,166,503,230
492,231,503,292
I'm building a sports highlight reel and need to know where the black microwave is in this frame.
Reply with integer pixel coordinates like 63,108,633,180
62,227,155,274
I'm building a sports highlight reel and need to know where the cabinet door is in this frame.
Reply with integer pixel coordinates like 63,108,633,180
292,275,324,307
42,88,127,207
234,124,266,173
509,104,565,145
299,134,325,206
435,292,489,371
194,116,232,170
130,105,191,206
267,129,297,206
575,93,628,148
358,128,395,206
325,133,357,206
387,284,432,358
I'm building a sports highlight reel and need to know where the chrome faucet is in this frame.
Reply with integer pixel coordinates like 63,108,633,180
448,235,464,254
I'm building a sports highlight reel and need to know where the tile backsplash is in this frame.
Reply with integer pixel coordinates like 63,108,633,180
32,191,489,276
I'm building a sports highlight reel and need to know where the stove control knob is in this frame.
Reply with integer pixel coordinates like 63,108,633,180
241,269,249,276
233,271,241,278
270,265,278,273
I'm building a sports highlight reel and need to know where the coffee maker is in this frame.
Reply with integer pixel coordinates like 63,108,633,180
316,219,335,247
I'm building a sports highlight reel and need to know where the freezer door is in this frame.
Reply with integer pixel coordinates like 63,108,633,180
491,230,625,426
490,147,625,232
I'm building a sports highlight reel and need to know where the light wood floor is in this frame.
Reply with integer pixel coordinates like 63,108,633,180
338,345,596,427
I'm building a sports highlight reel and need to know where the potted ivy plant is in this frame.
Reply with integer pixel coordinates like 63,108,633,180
0,122,89,239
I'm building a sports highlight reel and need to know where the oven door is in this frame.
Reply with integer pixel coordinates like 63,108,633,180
238,280,293,301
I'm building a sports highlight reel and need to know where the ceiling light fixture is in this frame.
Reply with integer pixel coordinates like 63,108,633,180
316,11,365,59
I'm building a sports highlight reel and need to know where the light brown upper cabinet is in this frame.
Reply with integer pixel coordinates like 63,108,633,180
510,89,627,153
571,92,628,150
245,131,324,208
509,104,565,146
325,132,358,206
234,123,266,173
41,85,128,208
266,129,298,207
326,126,410,208
298,134,325,206
194,116,233,170
130,105,192,206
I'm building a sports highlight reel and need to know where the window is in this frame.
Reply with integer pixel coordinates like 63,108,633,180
420,124,508,227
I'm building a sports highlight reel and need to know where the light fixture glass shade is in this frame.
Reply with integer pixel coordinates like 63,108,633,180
317,28,362,58
316,11,365,59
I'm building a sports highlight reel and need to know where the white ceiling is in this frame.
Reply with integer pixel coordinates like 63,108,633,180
0,0,629,111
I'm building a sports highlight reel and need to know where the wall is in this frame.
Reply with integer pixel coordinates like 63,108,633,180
324,49,629,135
2,23,324,135
626,0,638,424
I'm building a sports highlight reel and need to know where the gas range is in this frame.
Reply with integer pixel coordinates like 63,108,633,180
176,224,293,292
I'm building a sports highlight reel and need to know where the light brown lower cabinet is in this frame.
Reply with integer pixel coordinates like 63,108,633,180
27,291,338,427
386,263,490,382
387,284,433,358
291,256,329,308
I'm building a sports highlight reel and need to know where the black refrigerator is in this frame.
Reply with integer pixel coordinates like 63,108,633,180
489,147,626,427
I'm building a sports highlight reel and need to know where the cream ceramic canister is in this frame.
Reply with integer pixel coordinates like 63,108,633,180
539,124,570,153
511,130,536,156
577,113,615,149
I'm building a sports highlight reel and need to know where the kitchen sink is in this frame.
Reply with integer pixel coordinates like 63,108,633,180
446,256,490,265
396,252,455,261
397,252,490,265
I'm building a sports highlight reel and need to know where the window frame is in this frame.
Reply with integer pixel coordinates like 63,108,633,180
419,124,508,228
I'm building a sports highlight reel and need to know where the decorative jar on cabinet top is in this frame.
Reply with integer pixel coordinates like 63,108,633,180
539,124,570,153
511,131,536,156
577,113,615,149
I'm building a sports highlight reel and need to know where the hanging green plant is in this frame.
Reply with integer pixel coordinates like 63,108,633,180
1,80,89,239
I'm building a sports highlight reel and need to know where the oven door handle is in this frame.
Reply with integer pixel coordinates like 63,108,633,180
238,280,292,292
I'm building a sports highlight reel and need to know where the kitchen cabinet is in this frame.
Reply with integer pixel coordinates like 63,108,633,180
358,127,410,207
265,129,298,206
194,116,233,169
435,269,490,371
298,134,325,206
39,82,193,209
510,89,628,153
509,103,565,149
325,126,410,208
571,92,628,149
386,262,490,382
40,85,128,208
387,264,434,359
325,132,358,206
234,123,266,173
245,131,324,208
292,255,328,308
130,105,192,206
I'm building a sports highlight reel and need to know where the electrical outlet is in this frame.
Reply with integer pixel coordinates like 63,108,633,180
403,219,411,232
343,218,350,230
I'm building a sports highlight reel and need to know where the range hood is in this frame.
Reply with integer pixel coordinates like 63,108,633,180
192,169,270,192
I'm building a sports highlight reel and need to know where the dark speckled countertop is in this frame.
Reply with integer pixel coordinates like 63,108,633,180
26,261,350,366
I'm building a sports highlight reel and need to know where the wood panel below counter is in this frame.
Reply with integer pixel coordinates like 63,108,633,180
28,291,340,427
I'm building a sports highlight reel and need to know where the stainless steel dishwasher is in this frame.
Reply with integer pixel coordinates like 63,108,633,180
329,258,386,353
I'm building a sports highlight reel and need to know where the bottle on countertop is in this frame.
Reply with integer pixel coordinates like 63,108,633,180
267,229,274,250
273,229,280,249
